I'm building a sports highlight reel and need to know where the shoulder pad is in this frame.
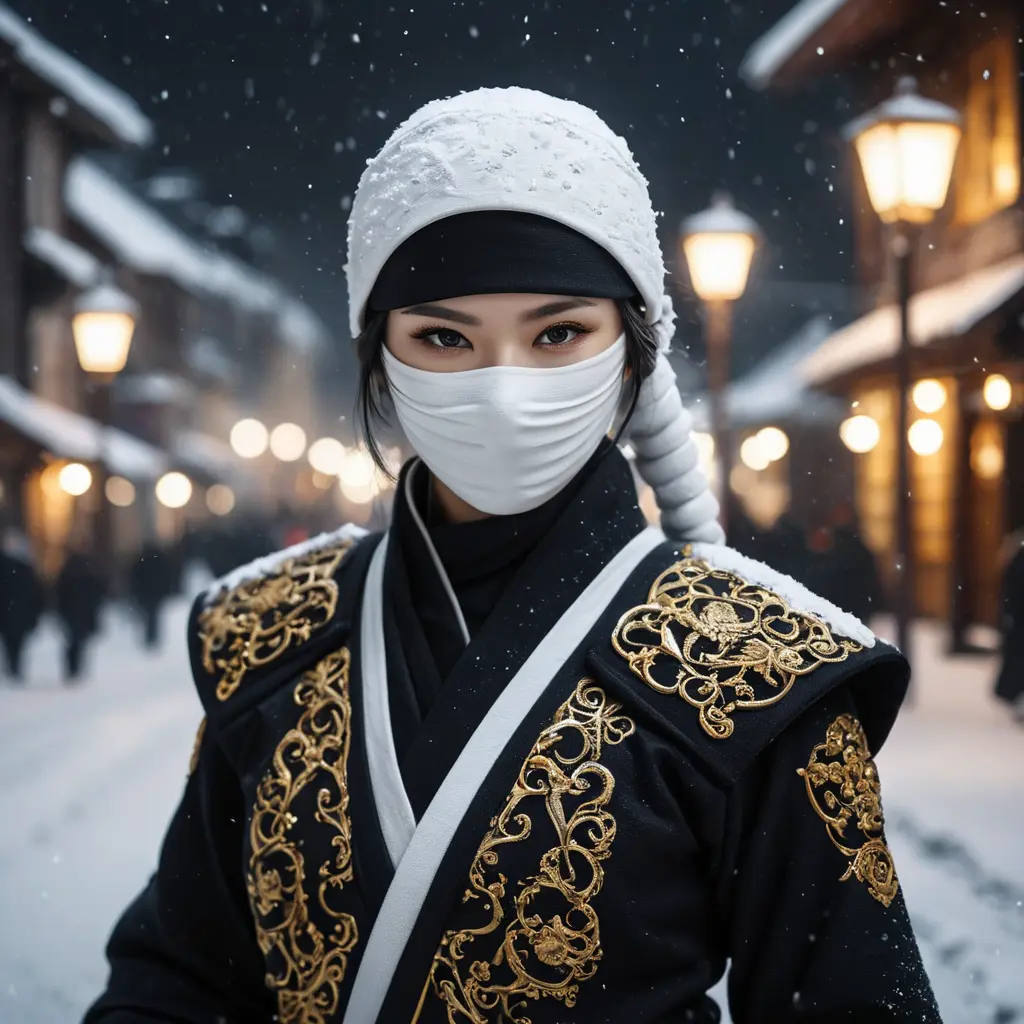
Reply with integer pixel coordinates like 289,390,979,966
593,542,907,785
186,525,377,719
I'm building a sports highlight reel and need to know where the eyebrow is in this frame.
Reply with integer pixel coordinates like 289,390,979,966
399,297,598,326
520,298,598,322
400,303,481,326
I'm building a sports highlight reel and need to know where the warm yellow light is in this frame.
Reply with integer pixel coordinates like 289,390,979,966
72,285,138,375
693,432,715,473
840,414,881,454
912,379,947,414
680,195,759,302
340,477,378,505
971,441,1004,480
908,418,943,456
230,418,269,459
105,476,136,507
308,437,346,475
385,446,405,478
73,313,136,374
59,462,92,496
269,422,307,462
682,233,757,302
756,425,789,462
155,471,193,509
739,435,771,472
338,447,376,491
848,78,961,224
206,483,235,515
983,373,1012,411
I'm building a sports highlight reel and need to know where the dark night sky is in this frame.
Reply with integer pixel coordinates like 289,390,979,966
11,0,857,377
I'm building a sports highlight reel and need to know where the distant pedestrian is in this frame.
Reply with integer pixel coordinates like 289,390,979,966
995,530,1024,720
129,542,173,650
0,529,44,682
54,548,106,682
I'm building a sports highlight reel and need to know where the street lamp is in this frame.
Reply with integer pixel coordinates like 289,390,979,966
72,283,138,571
72,284,138,377
846,76,961,658
680,193,759,530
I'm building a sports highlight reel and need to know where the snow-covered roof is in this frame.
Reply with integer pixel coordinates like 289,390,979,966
0,3,152,147
278,298,331,353
186,335,235,383
689,316,845,431
105,428,168,482
739,0,850,90
23,226,102,288
800,256,1024,386
65,158,327,352
116,373,195,406
0,375,167,480
173,429,238,483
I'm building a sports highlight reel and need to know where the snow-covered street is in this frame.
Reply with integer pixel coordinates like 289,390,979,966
1,603,1022,1023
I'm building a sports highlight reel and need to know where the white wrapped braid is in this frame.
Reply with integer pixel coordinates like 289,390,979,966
629,353,725,543
347,86,723,543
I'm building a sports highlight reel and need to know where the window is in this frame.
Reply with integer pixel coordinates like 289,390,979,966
956,34,1021,224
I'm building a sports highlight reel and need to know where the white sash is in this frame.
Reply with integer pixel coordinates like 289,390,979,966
360,534,418,867
345,525,665,1023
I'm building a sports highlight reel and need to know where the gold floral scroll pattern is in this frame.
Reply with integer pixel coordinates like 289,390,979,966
610,556,862,740
246,647,359,1024
798,713,899,907
424,680,635,1024
198,539,353,702
187,716,207,776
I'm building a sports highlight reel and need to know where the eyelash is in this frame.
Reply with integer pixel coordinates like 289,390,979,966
411,320,595,352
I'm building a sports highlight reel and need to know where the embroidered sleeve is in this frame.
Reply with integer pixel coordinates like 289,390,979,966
798,712,898,907
611,554,862,740
246,647,359,1023
197,538,354,702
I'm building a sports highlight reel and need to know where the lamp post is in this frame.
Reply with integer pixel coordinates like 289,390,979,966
72,283,138,568
845,77,960,658
680,193,759,532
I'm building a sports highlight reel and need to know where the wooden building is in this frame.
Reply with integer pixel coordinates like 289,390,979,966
0,3,333,576
741,0,1023,644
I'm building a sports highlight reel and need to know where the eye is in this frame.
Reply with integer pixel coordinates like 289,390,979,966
536,323,587,346
417,328,471,350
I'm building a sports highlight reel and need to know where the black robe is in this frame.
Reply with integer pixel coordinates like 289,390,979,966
84,446,940,1024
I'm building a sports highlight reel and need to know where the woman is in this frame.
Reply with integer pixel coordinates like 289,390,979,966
87,88,938,1024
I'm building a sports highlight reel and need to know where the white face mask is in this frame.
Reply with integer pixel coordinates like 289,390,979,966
382,335,626,515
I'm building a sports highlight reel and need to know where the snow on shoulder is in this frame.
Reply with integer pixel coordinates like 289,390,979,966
690,542,876,649
202,524,369,606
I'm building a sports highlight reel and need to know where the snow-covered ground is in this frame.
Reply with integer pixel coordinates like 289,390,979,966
1,603,1021,1023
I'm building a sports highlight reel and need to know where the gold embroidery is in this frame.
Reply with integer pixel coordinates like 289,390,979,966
198,540,353,702
798,713,898,907
611,556,862,740
188,716,206,775
426,680,635,1024
246,648,358,1023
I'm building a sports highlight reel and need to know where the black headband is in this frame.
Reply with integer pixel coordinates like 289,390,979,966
366,210,638,318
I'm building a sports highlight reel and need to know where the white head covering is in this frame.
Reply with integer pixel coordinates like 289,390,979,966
346,86,724,544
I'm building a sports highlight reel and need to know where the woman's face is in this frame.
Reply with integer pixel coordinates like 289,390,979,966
385,293,624,371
